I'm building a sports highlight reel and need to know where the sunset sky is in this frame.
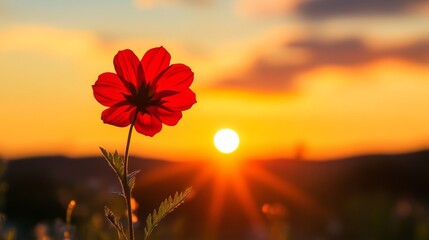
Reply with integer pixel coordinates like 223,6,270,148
1,0,429,161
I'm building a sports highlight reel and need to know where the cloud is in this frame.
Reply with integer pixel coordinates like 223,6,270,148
289,38,429,65
217,38,429,92
234,0,428,19
296,0,427,19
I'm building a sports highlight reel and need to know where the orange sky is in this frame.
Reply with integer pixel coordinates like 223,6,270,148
1,0,429,161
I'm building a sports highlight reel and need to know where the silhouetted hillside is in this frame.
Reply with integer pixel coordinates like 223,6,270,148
4,150,429,239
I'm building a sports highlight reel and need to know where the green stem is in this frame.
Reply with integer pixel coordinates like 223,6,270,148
123,111,138,240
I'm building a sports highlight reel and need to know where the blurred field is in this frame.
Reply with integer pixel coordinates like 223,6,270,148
2,149,429,239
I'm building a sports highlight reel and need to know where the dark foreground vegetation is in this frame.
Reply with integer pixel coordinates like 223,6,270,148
3,149,429,240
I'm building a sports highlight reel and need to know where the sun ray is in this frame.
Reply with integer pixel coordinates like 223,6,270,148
133,156,325,238
205,173,228,238
245,164,324,215
231,171,265,231
189,164,215,190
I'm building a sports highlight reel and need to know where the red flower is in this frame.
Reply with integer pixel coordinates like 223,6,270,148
92,47,196,137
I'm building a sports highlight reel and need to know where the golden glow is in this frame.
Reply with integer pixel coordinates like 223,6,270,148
0,25,429,161
214,129,240,154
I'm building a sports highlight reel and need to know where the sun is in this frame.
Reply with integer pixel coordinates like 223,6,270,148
214,129,240,154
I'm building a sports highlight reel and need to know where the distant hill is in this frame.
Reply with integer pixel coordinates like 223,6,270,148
4,150,429,240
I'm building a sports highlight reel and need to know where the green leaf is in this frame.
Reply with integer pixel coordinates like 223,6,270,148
104,206,128,240
100,147,124,179
144,187,192,240
127,170,140,192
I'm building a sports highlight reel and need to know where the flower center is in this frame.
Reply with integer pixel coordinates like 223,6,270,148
124,84,159,113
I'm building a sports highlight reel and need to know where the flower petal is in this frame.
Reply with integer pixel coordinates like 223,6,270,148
152,107,182,126
101,104,136,127
134,112,162,137
159,88,197,112
93,72,129,107
114,49,143,89
142,46,171,84
154,64,193,93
